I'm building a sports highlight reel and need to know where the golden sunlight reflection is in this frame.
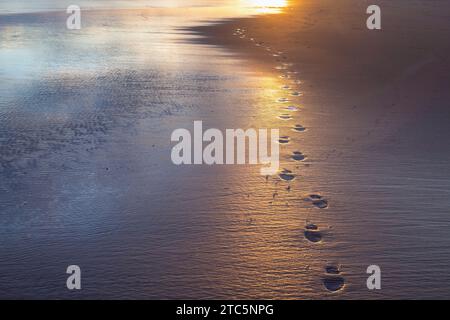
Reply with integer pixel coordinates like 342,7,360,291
241,0,288,14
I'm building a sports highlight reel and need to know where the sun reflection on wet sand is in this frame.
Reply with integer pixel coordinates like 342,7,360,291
240,0,288,14
0,1,344,299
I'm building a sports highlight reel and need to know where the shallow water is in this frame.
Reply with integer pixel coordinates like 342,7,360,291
1,1,450,300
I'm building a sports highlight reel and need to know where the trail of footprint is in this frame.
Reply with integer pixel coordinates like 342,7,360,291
246,32,347,293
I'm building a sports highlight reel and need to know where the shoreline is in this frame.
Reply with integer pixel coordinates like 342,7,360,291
191,0,450,157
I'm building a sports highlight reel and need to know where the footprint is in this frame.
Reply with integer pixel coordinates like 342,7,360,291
275,65,288,70
305,223,318,230
290,91,303,97
277,98,290,103
278,136,290,144
278,114,292,120
305,230,322,243
304,223,322,243
293,80,302,84
284,106,299,112
306,194,329,209
292,124,306,132
281,85,291,90
279,169,295,181
279,74,290,79
292,151,306,161
323,276,345,292
313,199,328,209
325,265,341,275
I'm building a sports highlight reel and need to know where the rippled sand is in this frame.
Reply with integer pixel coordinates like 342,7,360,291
2,0,450,300
190,0,450,299
0,3,341,299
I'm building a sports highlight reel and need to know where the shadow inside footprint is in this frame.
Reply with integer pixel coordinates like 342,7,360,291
279,169,295,181
323,276,345,292
313,199,328,209
278,136,290,144
306,223,318,230
293,124,306,132
292,151,306,161
278,114,292,120
325,265,341,275
304,230,322,243
305,194,329,209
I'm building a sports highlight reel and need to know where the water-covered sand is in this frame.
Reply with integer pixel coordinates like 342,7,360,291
1,0,450,299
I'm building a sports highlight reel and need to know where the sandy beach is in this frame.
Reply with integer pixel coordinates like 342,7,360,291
1,0,450,299
191,0,450,298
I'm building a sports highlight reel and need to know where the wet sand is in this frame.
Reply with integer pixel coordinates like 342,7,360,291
0,4,356,299
192,0,450,298
1,1,450,299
